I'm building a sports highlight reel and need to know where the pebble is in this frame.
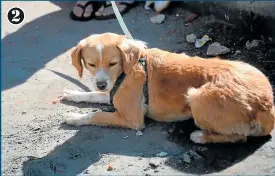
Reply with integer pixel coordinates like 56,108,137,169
150,14,165,24
52,100,59,104
245,40,260,50
107,164,113,171
149,159,160,169
188,150,203,160
156,151,168,157
83,170,90,174
136,130,143,136
182,153,191,164
207,42,230,56
123,136,128,139
186,34,197,43
234,50,241,56
185,13,199,23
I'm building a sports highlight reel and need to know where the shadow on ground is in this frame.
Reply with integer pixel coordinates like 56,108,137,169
2,2,139,91
2,2,83,91
164,120,271,174
22,118,271,175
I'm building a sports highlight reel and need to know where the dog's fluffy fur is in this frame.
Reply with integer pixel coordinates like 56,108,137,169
63,33,274,144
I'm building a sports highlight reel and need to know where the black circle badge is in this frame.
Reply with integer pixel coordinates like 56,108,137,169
7,7,24,25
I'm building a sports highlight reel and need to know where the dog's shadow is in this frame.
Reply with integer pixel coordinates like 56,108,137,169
22,115,271,175
164,120,272,174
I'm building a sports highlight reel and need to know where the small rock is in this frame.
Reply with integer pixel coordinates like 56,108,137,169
33,127,41,132
184,23,190,27
182,154,191,164
123,136,128,139
176,14,179,17
149,159,161,169
245,40,260,50
52,100,59,104
234,50,241,56
169,128,174,133
186,34,197,44
185,13,199,23
22,112,27,115
150,14,165,24
188,150,203,160
107,164,113,171
156,151,168,157
136,130,143,136
207,42,230,56
83,170,90,174
149,162,158,169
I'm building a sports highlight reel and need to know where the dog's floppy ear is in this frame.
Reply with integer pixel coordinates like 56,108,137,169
71,44,84,78
117,38,147,74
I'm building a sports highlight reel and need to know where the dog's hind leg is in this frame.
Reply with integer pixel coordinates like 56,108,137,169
190,130,247,144
186,84,259,144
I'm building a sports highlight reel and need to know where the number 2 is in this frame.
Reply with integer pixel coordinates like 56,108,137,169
11,9,20,22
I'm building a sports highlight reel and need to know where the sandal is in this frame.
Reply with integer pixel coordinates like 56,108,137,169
94,1,138,20
70,1,100,21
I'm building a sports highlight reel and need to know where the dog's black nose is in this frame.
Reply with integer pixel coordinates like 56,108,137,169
96,81,107,90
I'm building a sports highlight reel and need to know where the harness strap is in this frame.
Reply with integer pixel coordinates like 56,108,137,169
110,58,148,106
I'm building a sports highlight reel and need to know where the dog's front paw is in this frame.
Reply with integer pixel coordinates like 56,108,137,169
62,89,82,102
64,113,92,126
190,130,206,144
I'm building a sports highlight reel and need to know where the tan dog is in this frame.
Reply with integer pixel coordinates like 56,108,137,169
63,33,274,144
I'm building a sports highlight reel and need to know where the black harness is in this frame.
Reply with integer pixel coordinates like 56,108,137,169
110,57,149,106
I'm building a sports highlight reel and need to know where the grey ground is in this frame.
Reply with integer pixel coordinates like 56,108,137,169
1,1,275,176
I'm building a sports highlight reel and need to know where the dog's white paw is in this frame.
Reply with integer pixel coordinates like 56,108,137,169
62,89,82,102
64,113,93,126
190,130,206,144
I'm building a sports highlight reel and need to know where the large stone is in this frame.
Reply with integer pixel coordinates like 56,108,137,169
150,14,165,24
186,33,197,43
207,42,230,56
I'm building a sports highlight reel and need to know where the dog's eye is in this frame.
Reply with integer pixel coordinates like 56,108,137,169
109,62,117,67
88,63,95,67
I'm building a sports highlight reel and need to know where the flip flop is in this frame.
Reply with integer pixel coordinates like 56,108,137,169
94,1,139,20
70,1,101,21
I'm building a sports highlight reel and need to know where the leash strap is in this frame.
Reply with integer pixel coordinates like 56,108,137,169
110,1,133,39
110,2,148,105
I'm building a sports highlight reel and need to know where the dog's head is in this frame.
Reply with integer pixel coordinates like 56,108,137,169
71,33,147,92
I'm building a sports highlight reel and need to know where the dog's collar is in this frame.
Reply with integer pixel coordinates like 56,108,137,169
110,57,149,105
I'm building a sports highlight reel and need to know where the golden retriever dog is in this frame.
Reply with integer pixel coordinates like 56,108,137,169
63,33,274,144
